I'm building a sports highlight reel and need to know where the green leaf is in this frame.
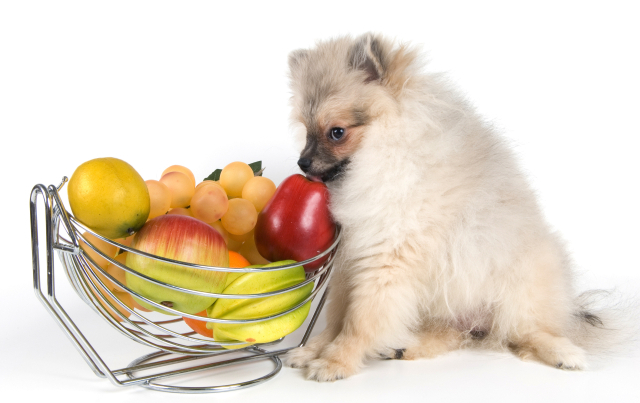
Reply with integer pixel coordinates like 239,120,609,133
249,161,263,176
204,161,263,182
204,169,222,181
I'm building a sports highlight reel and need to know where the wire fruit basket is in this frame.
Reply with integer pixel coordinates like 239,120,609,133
30,177,340,393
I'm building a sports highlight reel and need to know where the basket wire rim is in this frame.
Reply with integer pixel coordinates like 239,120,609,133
68,214,340,272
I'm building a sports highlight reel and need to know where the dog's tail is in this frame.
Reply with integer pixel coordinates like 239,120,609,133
569,289,640,360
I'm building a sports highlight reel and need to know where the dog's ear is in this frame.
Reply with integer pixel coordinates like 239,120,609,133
288,49,309,73
349,33,386,83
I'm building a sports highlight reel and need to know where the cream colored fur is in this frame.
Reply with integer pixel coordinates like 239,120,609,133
285,33,630,382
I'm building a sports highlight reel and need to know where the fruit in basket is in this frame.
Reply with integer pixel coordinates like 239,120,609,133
242,176,276,212
227,230,253,243
114,235,134,249
104,252,129,292
221,198,258,235
125,214,229,315
162,165,196,188
132,298,152,312
219,161,255,198
224,251,252,287
68,157,150,239
80,231,119,270
209,220,240,251
83,251,135,321
196,180,223,193
182,310,213,338
80,233,128,293
254,174,336,272
160,171,195,208
206,260,313,346
182,251,251,337
190,182,229,223
145,180,172,220
167,207,193,217
93,288,135,321
238,230,270,265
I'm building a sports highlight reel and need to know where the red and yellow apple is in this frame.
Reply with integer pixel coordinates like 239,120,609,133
125,214,229,315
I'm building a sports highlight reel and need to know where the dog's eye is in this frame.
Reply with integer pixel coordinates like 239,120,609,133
329,127,345,141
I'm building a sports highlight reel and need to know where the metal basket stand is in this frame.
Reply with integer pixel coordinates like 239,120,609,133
30,178,339,393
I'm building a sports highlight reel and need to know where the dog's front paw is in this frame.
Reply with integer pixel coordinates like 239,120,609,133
305,357,358,382
285,346,319,369
286,331,336,369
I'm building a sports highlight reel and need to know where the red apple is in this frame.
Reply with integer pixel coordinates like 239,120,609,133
254,174,336,272
125,214,229,315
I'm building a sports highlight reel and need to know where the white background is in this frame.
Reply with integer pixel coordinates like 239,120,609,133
1,0,639,401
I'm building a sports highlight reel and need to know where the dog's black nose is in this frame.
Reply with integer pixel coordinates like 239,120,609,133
297,158,312,171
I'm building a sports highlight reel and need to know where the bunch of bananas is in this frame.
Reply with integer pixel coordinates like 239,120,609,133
206,260,313,348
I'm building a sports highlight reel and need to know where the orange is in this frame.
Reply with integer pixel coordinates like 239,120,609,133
183,310,213,338
229,251,250,268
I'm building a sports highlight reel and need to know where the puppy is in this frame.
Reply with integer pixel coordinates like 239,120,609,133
285,33,631,382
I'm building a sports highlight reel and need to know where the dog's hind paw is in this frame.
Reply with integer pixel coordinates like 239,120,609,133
378,348,406,360
511,333,588,370
551,343,587,370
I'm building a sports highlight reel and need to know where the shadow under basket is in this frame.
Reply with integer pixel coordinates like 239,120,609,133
29,178,340,393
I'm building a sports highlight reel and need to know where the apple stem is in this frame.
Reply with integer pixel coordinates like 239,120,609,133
161,301,174,308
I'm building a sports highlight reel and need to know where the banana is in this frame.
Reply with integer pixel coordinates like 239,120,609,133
223,264,260,289
206,260,313,346
212,301,311,347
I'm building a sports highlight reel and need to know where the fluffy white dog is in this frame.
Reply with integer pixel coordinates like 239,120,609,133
285,33,631,382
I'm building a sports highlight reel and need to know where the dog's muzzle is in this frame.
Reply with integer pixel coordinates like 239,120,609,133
297,158,312,172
